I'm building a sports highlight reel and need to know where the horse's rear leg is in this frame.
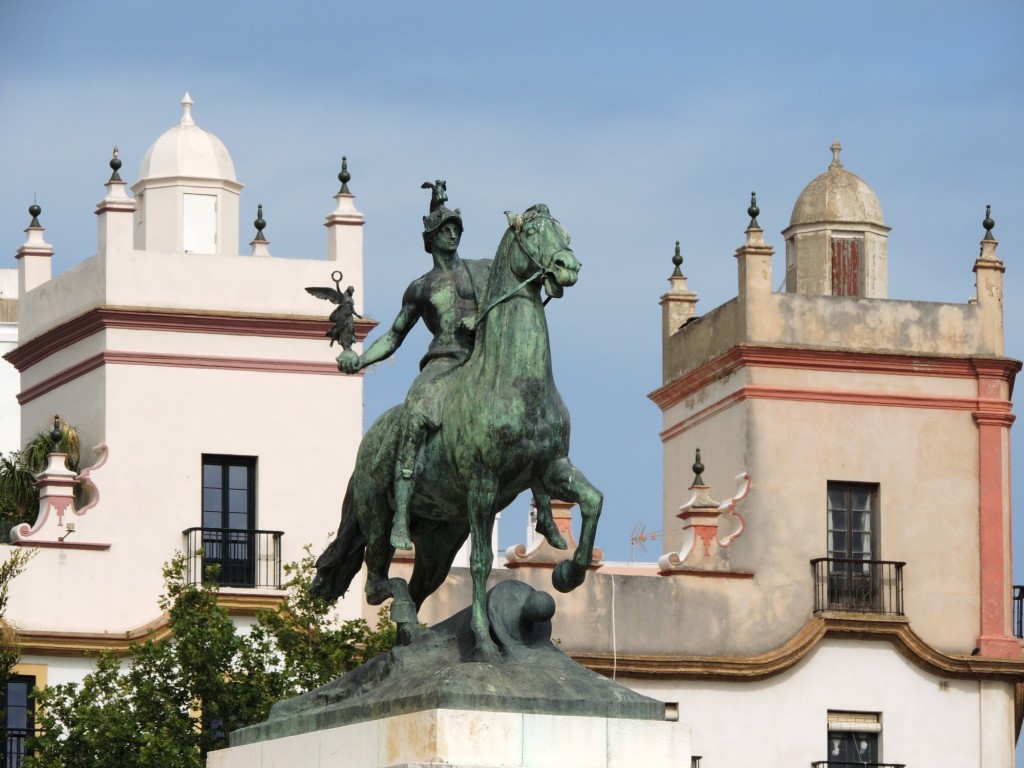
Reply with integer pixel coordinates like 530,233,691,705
363,516,421,644
542,458,603,593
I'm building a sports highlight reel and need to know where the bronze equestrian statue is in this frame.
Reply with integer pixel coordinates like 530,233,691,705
311,185,602,663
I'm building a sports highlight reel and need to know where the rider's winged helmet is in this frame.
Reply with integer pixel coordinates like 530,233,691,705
421,179,464,253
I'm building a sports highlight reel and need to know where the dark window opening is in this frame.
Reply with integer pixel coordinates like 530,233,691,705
826,483,881,611
2,674,36,768
200,455,257,586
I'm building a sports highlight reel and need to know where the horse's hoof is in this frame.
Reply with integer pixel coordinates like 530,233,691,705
552,559,585,593
397,622,425,646
472,641,502,664
390,531,413,550
538,524,567,550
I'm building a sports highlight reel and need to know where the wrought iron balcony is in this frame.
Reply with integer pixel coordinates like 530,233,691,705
811,558,905,615
1015,585,1024,638
183,527,283,589
812,763,905,767
2,727,36,768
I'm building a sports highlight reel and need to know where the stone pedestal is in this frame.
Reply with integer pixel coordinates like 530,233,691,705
208,707,690,768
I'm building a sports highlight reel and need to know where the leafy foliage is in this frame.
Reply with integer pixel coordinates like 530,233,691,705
249,546,397,695
0,548,34,686
26,550,393,766
0,421,83,543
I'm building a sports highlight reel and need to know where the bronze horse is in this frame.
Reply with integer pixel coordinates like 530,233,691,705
311,204,602,661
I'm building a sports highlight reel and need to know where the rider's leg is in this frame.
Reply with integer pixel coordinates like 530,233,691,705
392,471,414,550
391,413,426,550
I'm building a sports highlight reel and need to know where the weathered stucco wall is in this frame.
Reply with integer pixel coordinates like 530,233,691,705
664,291,989,386
654,364,988,656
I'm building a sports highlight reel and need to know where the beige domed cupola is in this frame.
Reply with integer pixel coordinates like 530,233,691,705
130,93,243,255
782,141,891,298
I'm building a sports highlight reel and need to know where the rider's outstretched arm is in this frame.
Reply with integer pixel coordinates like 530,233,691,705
341,284,420,373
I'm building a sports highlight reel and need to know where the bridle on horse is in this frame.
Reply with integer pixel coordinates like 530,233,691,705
476,216,568,325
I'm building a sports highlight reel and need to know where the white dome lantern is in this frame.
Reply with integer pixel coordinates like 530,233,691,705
781,141,891,298
137,93,237,183
131,93,243,255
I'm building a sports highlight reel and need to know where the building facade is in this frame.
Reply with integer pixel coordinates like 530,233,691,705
640,142,1021,766
0,96,373,756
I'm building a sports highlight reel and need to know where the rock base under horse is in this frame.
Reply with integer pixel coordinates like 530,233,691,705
230,582,664,748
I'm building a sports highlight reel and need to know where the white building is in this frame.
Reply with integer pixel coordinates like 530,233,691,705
0,266,19,452
1,95,372,747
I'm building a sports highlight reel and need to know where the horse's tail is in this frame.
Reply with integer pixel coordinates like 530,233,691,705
310,480,366,601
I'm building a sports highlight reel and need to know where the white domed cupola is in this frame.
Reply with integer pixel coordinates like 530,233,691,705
781,141,891,298
131,93,243,255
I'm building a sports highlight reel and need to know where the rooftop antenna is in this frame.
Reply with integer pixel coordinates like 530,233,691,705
630,524,662,562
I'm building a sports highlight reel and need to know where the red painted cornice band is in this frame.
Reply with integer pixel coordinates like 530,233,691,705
5,307,377,372
17,351,347,405
650,344,1021,411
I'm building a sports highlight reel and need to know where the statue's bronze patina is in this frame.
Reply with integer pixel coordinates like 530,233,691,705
305,271,361,352
310,184,603,663
226,186,664,745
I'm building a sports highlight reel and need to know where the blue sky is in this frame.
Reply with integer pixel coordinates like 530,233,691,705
2,0,1023,674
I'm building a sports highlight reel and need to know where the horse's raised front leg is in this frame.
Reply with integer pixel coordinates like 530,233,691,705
542,458,603,593
467,476,501,663
531,485,567,550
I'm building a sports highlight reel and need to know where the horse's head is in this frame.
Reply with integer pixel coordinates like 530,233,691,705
504,204,580,300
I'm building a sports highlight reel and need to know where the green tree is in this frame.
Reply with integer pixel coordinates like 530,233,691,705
248,546,396,695
0,548,34,686
0,420,82,543
26,551,393,766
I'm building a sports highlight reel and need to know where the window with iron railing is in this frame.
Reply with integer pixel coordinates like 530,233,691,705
812,558,905,615
183,527,283,588
818,483,904,614
192,454,282,588
2,674,35,768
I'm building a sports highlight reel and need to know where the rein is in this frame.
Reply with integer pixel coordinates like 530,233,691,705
475,224,557,325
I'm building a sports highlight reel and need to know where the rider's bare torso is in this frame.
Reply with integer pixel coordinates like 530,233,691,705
407,257,490,371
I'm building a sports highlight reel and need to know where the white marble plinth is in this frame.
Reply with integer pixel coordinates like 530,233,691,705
208,708,690,768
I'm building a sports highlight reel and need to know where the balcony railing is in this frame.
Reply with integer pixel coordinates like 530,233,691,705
2,728,36,768
1014,585,1023,638
811,558,905,615
812,763,905,768
183,527,283,589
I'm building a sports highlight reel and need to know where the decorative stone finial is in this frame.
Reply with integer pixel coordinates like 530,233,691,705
829,139,843,170
109,145,122,182
180,92,195,126
253,204,267,242
692,448,706,486
747,192,760,229
338,156,351,194
28,203,41,228
50,415,62,450
671,241,683,277
982,204,995,242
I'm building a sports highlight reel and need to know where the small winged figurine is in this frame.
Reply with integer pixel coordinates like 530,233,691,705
306,271,361,354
